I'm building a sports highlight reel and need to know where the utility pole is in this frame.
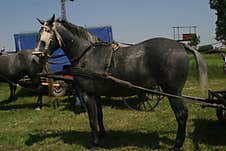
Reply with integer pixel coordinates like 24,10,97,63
61,0,74,21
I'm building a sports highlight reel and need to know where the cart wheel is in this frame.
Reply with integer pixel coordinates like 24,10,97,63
138,93,163,112
216,108,226,124
52,80,68,97
123,86,163,112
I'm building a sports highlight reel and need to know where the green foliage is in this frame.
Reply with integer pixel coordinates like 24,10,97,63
210,0,219,9
188,34,200,46
188,54,225,79
209,0,226,41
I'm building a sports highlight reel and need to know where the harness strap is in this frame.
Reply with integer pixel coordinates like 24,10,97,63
52,26,119,74
70,45,93,64
53,27,64,48
114,41,134,46
104,43,120,73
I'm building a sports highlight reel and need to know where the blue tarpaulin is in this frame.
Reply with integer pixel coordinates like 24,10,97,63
14,26,113,72
14,33,38,51
88,26,113,43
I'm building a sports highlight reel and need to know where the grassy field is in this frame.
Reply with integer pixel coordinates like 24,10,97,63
0,54,226,151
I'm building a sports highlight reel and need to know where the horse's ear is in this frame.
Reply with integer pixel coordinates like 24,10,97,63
36,18,45,25
47,14,55,25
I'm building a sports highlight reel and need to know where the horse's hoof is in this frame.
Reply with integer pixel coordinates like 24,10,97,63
13,96,18,101
35,107,41,111
7,98,13,102
99,131,106,138
99,137,105,146
89,142,98,151
169,146,181,151
90,146,97,151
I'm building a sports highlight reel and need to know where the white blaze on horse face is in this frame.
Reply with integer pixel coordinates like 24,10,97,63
39,23,54,49
40,30,52,45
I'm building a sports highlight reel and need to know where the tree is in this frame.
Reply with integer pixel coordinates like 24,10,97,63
188,34,200,47
209,0,226,43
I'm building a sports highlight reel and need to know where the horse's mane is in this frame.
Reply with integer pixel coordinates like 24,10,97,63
56,19,101,43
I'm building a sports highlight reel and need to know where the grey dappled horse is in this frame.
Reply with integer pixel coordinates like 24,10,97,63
0,50,47,109
36,15,207,150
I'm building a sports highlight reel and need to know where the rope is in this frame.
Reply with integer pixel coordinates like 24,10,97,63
114,41,134,46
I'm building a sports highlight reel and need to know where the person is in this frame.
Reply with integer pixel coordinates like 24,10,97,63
0,47,7,55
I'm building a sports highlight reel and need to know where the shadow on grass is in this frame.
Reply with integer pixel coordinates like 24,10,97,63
0,87,51,110
16,88,48,97
0,103,51,110
100,97,140,110
25,130,174,150
59,97,141,114
0,99,13,106
190,118,226,150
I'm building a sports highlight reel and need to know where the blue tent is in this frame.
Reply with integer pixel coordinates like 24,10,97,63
14,33,38,51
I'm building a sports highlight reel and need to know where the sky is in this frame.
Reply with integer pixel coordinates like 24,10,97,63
0,0,217,51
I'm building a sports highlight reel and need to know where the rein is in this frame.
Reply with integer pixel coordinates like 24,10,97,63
114,41,134,46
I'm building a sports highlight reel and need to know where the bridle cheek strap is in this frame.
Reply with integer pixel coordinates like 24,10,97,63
53,27,64,48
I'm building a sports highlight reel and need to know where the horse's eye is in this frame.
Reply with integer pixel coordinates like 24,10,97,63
45,29,51,32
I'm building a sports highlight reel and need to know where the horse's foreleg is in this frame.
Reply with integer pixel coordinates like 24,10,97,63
8,83,13,101
85,95,99,146
95,96,105,137
8,83,16,101
168,95,188,150
13,84,17,100
34,85,43,110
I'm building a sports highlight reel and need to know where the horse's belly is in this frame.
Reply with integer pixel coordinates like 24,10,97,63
74,76,146,96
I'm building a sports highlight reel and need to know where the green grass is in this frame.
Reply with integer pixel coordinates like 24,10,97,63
0,54,226,151
189,54,225,79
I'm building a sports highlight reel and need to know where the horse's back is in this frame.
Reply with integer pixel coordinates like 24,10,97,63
0,50,33,81
113,37,189,93
0,54,17,73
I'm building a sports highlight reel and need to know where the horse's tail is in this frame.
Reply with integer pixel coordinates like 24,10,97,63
183,44,208,93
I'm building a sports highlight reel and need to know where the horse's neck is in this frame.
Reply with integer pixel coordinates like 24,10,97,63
55,22,103,65
58,28,91,64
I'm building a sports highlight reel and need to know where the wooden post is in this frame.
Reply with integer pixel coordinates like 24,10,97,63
60,0,74,21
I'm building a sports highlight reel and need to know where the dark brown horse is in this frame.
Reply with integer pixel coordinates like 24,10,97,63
36,15,207,150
